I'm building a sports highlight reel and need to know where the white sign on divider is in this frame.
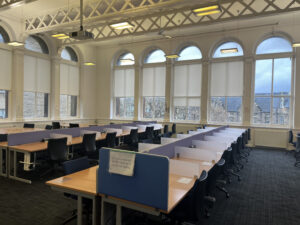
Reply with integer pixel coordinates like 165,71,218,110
169,159,201,178
109,151,136,176
80,130,102,139
50,133,73,145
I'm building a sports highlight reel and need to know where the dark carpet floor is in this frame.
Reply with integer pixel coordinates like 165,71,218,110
1,148,300,225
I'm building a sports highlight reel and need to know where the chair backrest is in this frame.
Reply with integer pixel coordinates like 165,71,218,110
69,123,79,128
24,123,34,128
45,125,52,130
296,135,300,152
172,123,176,134
63,156,90,175
83,133,96,153
289,130,293,143
106,132,117,147
0,134,7,142
47,137,68,161
145,126,154,139
163,125,169,134
52,122,61,129
130,129,138,144
247,128,251,140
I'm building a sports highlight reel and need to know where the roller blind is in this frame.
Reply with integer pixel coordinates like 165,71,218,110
174,64,202,97
114,68,134,97
142,66,166,97
0,49,12,90
60,63,79,95
24,55,50,93
211,61,243,97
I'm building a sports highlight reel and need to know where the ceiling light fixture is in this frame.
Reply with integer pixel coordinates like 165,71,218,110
292,43,300,48
110,22,134,30
57,36,70,39
165,54,180,59
52,33,68,38
220,48,238,54
7,41,24,47
193,5,222,17
84,62,96,66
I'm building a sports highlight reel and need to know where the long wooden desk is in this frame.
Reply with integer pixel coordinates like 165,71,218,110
46,166,99,225
0,127,43,134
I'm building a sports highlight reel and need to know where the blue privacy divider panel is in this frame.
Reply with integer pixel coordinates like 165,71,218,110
97,148,169,211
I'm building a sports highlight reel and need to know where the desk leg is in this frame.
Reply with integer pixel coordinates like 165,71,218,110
92,196,100,225
77,196,83,225
8,149,32,184
116,205,122,225
0,147,6,177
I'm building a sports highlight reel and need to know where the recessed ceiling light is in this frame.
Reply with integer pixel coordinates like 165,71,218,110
220,48,238,54
193,5,222,17
7,41,24,47
52,33,67,38
165,54,180,59
57,36,70,39
84,62,96,66
110,22,134,30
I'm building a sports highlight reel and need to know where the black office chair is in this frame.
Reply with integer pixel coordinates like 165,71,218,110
124,129,139,150
172,123,176,134
45,125,52,130
24,123,34,128
167,171,208,224
0,134,7,142
81,133,98,163
105,132,117,148
52,122,61,129
69,123,79,128
62,157,91,225
289,130,296,147
41,138,68,177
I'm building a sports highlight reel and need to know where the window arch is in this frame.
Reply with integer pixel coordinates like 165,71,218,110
117,52,135,66
177,45,202,61
25,35,49,54
0,26,10,43
61,47,78,62
173,45,202,122
256,37,292,55
209,41,244,124
253,36,292,126
213,41,243,58
144,49,166,64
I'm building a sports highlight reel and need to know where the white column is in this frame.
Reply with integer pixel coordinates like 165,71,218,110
243,56,254,126
201,59,209,124
11,48,24,121
134,64,140,120
165,60,172,122
50,56,61,120
294,50,300,129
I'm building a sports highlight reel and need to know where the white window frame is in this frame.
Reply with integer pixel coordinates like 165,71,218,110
59,58,80,119
171,59,202,123
140,61,166,121
251,52,294,128
112,64,135,120
208,56,244,125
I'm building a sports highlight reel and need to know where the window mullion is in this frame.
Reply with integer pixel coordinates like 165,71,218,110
271,58,274,124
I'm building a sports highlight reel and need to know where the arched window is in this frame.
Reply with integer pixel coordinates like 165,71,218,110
256,37,293,55
213,41,243,58
253,36,292,126
117,53,135,66
177,45,202,61
25,35,49,54
112,52,135,118
61,47,78,62
144,49,166,64
0,26,9,43
142,49,166,119
209,41,244,124
23,36,50,118
173,45,202,122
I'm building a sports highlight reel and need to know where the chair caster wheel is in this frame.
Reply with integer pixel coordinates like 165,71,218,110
226,194,230,198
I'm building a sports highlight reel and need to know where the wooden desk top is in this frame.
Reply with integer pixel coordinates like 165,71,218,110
0,142,8,147
0,127,43,135
46,166,97,196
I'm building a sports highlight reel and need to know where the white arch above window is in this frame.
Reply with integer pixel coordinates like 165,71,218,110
256,37,292,55
117,52,135,66
61,47,78,62
177,46,202,61
25,36,49,54
144,49,166,63
213,41,244,58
